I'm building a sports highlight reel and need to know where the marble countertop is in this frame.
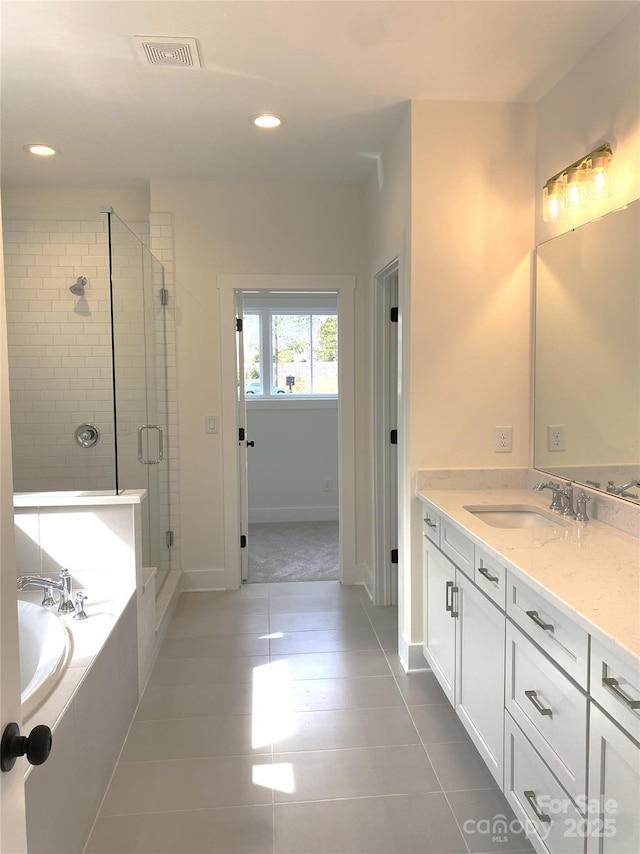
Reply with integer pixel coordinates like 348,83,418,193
417,487,640,664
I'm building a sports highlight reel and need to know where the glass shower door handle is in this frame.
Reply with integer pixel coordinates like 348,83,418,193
137,425,164,464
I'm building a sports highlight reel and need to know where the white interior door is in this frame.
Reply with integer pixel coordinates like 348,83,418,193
235,294,250,582
373,260,399,606
1,213,28,852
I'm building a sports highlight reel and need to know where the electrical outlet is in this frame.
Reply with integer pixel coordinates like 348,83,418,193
547,424,565,452
494,426,513,453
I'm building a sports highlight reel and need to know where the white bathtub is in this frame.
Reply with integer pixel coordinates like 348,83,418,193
18,600,70,719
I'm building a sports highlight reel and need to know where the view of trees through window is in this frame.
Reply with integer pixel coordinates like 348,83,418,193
243,311,338,396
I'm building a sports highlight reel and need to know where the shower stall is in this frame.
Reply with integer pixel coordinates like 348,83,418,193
3,207,174,591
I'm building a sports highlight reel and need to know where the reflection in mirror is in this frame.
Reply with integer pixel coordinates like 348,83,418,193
534,199,640,503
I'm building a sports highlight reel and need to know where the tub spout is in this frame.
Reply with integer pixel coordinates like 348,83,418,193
18,569,74,614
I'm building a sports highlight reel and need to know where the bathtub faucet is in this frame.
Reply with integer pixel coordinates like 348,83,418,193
17,568,74,613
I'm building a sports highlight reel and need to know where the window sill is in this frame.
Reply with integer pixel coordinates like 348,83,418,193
245,397,338,410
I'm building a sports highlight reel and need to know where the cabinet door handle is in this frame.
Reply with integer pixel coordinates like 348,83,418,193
524,790,551,824
445,580,453,612
478,566,499,584
526,610,554,632
451,586,459,619
603,677,640,710
525,690,553,717
424,517,437,529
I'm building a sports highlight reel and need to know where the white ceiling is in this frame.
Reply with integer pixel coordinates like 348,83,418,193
1,0,636,189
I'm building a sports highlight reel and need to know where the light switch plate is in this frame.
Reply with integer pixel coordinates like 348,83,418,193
205,415,219,434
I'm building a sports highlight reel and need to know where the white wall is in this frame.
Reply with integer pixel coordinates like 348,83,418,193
149,180,367,577
247,404,339,522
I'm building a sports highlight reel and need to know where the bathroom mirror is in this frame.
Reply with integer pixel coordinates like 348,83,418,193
534,199,640,502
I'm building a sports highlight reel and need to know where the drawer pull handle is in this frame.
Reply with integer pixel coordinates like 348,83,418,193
445,580,453,612
526,610,554,632
424,517,437,529
603,677,640,710
478,566,499,584
524,790,551,824
525,690,553,718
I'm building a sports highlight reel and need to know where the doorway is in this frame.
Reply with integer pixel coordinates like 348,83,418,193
239,291,340,583
217,274,357,591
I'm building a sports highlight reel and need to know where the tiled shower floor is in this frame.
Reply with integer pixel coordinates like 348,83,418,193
85,581,532,854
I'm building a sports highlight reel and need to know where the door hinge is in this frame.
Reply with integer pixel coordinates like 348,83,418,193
390,306,398,323
240,534,247,548
391,548,398,564
236,317,243,332
160,287,169,306
238,427,245,442
166,530,174,548
390,429,398,445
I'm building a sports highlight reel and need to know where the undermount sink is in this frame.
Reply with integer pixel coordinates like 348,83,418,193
463,504,568,529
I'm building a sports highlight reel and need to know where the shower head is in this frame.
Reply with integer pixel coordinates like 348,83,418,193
69,276,87,297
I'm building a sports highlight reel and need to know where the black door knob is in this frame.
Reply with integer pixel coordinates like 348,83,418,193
246,440,255,447
1,722,52,772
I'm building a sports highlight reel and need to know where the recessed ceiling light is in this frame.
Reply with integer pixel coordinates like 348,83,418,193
251,114,284,129
25,144,57,157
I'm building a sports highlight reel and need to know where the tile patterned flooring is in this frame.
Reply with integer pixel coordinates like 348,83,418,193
85,581,533,854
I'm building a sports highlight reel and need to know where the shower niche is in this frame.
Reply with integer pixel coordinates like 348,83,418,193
3,207,173,591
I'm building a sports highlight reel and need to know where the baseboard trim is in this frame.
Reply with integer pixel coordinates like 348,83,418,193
249,506,339,523
398,637,429,673
341,562,366,586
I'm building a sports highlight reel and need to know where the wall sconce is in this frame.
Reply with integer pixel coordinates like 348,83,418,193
542,142,613,222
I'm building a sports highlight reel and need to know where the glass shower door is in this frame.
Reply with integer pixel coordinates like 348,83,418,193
108,212,171,591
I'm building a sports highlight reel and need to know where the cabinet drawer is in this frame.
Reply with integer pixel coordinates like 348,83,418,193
422,508,441,547
590,639,640,744
441,520,474,578
505,714,585,854
507,575,589,687
506,622,587,801
474,545,506,610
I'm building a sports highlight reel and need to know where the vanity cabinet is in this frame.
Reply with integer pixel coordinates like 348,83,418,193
587,704,640,854
422,517,505,783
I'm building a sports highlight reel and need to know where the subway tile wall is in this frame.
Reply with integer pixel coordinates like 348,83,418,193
3,212,181,579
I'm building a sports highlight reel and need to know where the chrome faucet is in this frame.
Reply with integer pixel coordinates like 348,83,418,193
560,482,576,518
533,481,564,512
17,568,74,613
606,479,640,497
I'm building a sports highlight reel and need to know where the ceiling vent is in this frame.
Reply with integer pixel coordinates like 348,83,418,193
133,36,202,68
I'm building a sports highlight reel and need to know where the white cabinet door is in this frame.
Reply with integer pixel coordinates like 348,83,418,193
587,704,640,854
456,572,505,785
422,539,456,703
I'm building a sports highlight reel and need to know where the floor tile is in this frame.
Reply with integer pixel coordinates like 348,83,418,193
274,793,467,853
100,755,274,815
427,741,499,792
135,682,253,720
272,706,421,753
120,715,267,762
269,626,380,655
86,805,273,854
269,608,371,632
446,788,535,852
287,675,404,712
167,612,269,637
268,593,364,614
158,632,269,660
273,745,441,802
173,591,268,617
387,658,449,705
271,650,391,680
148,655,269,687
411,702,473,743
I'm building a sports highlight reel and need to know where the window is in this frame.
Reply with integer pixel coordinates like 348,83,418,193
242,295,338,397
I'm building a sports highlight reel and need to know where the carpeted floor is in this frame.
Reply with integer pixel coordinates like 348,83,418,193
247,521,339,583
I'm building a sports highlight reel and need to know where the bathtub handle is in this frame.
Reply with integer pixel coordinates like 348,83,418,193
1,722,52,772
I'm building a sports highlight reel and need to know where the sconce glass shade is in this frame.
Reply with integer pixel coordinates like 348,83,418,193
587,153,613,200
564,166,589,212
543,179,566,222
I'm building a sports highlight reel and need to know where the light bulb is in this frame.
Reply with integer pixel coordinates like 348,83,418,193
543,179,566,223
587,153,613,199
564,166,588,212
